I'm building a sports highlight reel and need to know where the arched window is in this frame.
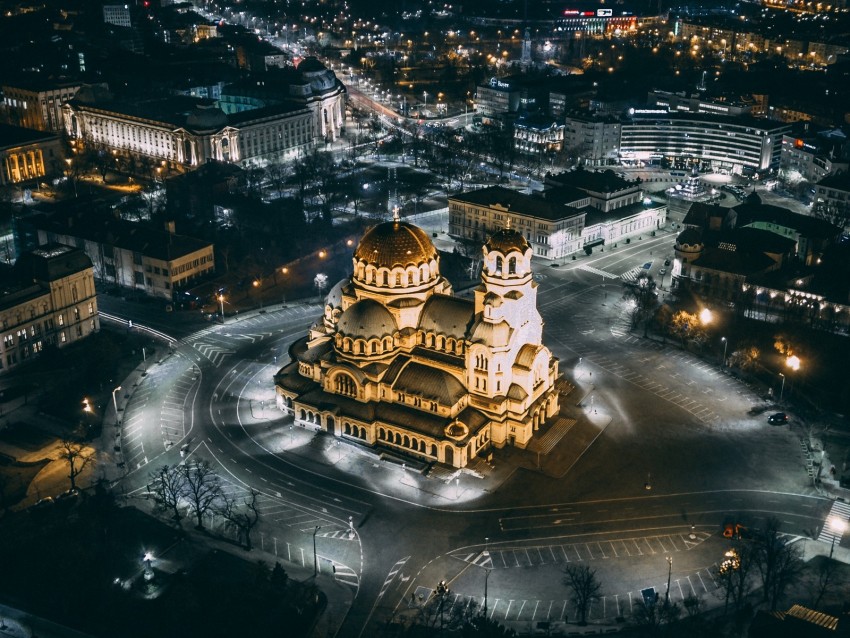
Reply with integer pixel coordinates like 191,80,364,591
395,272,402,286
495,256,503,274
335,373,358,397
370,341,377,354
508,257,517,275
381,271,388,286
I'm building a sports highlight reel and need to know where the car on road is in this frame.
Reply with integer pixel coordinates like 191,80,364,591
768,412,788,425
723,522,747,539
664,259,671,266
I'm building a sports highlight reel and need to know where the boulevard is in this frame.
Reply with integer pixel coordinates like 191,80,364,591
107,230,833,636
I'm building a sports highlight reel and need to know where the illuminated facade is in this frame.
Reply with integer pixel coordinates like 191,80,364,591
620,111,790,173
0,124,63,187
62,58,345,169
275,215,561,468
0,244,98,373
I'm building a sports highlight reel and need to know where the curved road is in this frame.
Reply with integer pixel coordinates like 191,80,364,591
110,240,833,636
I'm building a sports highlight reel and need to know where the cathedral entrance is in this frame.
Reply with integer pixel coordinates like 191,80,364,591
444,445,454,466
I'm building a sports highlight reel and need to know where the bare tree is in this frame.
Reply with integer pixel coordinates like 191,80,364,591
630,596,681,636
715,543,756,613
149,464,187,524
179,458,224,529
217,488,262,550
753,517,804,610
807,556,844,608
622,272,659,337
59,431,95,491
562,564,602,625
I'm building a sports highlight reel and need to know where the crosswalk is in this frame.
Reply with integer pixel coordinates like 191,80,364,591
818,500,850,546
451,532,710,571
620,265,643,283
578,264,619,279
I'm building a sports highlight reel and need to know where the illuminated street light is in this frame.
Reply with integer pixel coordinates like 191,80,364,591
699,308,713,325
786,355,801,371
112,386,122,423
779,372,786,402
218,294,225,323
721,337,728,366
829,517,846,558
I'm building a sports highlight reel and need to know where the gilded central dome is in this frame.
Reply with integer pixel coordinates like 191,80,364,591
486,227,529,255
354,220,438,269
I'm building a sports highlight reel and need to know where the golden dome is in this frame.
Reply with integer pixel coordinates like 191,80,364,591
486,227,529,255
354,220,438,270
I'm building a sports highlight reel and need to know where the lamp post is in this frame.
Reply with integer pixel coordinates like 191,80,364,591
779,372,786,402
423,91,428,113
218,294,225,323
112,386,122,423
313,525,321,576
281,266,289,305
721,337,728,367
143,551,155,582
483,567,492,618
829,517,846,558
664,556,672,606
435,579,450,633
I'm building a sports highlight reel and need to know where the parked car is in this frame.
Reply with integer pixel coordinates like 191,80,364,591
768,412,788,425
659,268,666,276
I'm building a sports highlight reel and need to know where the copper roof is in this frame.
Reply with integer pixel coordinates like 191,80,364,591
486,227,530,255
354,221,437,269
337,298,397,340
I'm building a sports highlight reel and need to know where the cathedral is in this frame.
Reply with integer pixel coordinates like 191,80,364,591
274,214,560,469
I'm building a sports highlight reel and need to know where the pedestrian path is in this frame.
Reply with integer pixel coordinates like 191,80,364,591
528,418,577,455
817,500,850,546
620,265,643,283
578,264,619,280
452,532,711,570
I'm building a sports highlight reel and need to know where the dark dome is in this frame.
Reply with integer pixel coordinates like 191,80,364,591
354,220,437,270
486,227,529,255
337,298,397,340
676,227,703,246
186,104,227,131
297,57,327,73
744,190,762,205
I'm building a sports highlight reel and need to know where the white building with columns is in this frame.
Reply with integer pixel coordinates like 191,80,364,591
61,57,345,170
274,215,561,469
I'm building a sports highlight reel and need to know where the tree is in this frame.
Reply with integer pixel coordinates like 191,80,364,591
59,429,95,491
630,595,681,636
807,556,844,608
752,517,804,610
669,310,705,349
562,564,602,625
149,464,187,524
728,345,760,372
622,272,659,337
218,488,262,550
180,458,224,529
715,543,756,613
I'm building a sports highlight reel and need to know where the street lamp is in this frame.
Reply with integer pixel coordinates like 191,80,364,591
435,579,450,632
313,525,321,576
664,556,672,606
828,516,846,558
699,308,713,325
281,267,289,305
721,337,728,367
779,372,786,402
423,91,428,113
218,294,225,323
143,551,155,581
112,386,122,423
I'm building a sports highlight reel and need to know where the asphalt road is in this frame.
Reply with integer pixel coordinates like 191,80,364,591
108,231,833,636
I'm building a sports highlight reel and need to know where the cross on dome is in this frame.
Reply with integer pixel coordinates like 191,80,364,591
392,206,401,223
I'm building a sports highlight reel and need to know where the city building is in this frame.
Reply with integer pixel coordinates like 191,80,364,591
814,172,850,228
563,110,621,166
26,211,214,300
102,4,132,28
449,186,587,260
2,79,83,131
0,124,63,187
673,198,843,310
646,90,754,118
619,110,790,174
62,58,346,169
546,168,644,213
780,126,849,184
0,244,98,373
513,115,564,157
274,213,562,468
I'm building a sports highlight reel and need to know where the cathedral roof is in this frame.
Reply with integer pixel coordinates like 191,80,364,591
418,294,474,339
337,298,397,339
469,318,512,346
513,344,542,370
486,226,530,255
325,278,346,309
354,220,438,270
393,362,466,405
